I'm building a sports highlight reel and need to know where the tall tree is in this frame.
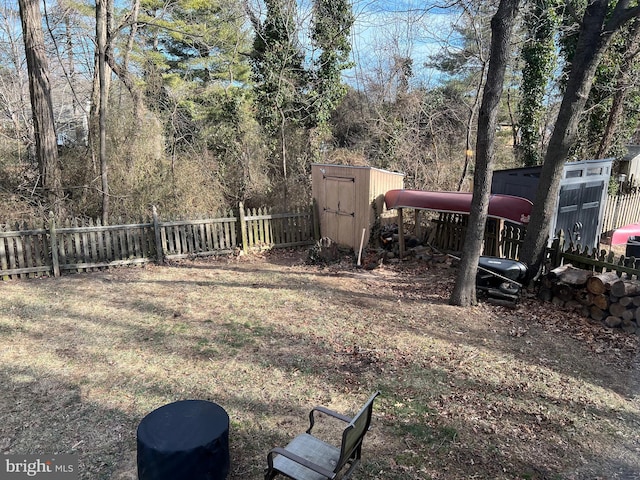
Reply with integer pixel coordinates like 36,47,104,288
96,0,110,222
518,0,559,166
520,0,640,280
249,0,306,207
568,17,640,161
450,0,521,307
18,0,63,214
308,0,354,129
429,2,491,191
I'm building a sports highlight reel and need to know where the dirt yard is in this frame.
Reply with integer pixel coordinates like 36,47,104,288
0,249,639,479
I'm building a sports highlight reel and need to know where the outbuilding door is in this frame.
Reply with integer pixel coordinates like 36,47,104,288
556,180,604,247
322,175,356,246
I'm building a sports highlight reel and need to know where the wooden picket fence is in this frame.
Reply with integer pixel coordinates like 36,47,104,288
430,212,525,260
601,190,640,232
548,229,640,280
239,204,319,250
0,203,318,280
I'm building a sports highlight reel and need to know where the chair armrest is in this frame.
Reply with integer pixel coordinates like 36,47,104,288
267,447,337,479
307,406,351,433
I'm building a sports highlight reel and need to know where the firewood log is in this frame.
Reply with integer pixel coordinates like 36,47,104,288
609,301,628,318
587,292,609,310
590,306,606,322
537,287,553,302
548,264,572,278
553,283,575,302
622,309,636,322
574,290,590,306
610,279,640,298
586,272,621,295
619,296,634,307
541,277,554,289
604,316,623,328
622,319,638,333
548,264,592,286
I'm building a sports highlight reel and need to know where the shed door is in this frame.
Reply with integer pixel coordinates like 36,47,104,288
556,180,604,247
323,175,356,246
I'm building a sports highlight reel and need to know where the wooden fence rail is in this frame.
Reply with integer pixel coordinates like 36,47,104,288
0,204,318,280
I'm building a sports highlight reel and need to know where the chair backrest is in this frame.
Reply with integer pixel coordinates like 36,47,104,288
336,391,379,471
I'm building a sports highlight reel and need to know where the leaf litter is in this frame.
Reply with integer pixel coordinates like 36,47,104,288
0,249,638,479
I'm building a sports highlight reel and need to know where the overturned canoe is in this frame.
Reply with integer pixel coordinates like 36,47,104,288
384,189,533,225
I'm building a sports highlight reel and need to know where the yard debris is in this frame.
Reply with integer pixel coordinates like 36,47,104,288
306,237,343,265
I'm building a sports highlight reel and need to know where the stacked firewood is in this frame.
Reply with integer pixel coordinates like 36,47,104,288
540,264,639,334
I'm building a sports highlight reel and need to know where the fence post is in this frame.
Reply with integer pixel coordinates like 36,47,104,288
239,202,248,253
398,207,405,258
152,205,164,264
551,230,564,268
49,212,60,277
312,198,320,240
0,224,7,281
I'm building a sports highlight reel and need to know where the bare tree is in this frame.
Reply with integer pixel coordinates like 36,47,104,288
18,0,63,213
456,3,490,192
0,4,32,149
450,0,521,307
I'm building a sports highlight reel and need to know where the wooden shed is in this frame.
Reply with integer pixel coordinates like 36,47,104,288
311,164,404,249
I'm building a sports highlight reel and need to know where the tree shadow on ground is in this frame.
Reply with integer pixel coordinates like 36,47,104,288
2,257,639,479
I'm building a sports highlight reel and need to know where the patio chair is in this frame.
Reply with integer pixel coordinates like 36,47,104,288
264,391,380,480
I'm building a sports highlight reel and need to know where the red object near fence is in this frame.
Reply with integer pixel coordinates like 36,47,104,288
384,189,533,225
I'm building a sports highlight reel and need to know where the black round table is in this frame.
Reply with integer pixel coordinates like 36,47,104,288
137,400,230,480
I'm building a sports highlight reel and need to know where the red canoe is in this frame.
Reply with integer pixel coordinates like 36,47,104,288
384,189,533,225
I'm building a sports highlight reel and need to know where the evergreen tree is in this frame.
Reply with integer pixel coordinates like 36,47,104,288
250,0,306,136
249,0,354,206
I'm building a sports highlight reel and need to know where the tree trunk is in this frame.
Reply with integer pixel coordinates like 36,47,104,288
458,60,487,192
97,0,109,223
520,0,640,281
450,0,521,307
18,0,63,214
107,0,144,119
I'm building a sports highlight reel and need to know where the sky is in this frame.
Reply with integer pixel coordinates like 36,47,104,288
288,0,464,91
346,0,463,90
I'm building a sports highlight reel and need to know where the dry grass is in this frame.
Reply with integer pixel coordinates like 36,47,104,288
1,250,639,480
